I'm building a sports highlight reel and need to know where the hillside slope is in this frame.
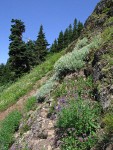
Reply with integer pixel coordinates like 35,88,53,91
0,0,113,150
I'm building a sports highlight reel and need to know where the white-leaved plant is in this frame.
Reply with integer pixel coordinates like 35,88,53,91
36,75,57,102
75,37,88,50
54,37,100,78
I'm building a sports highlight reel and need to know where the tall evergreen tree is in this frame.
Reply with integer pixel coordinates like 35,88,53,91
35,25,49,64
26,40,36,68
57,31,64,51
72,18,78,41
77,21,84,36
64,28,69,48
68,24,73,43
50,39,58,53
9,19,30,77
0,62,14,85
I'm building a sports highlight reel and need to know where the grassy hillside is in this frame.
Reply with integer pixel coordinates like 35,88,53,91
0,0,113,150
0,51,64,111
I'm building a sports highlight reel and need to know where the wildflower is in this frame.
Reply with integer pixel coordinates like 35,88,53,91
60,98,66,104
84,137,88,142
78,137,83,142
56,105,61,112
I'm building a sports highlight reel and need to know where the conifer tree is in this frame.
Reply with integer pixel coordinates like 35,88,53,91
72,18,78,41
57,31,64,51
35,25,49,64
26,40,36,68
9,19,30,77
77,21,84,36
50,39,58,53
64,28,69,48
68,24,73,43
0,62,14,85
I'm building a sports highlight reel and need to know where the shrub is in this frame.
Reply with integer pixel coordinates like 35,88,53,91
0,110,22,150
36,75,57,102
54,41,97,78
76,37,88,49
102,27,113,43
54,47,88,77
54,36,101,79
56,99,100,150
103,112,113,133
104,17,113,26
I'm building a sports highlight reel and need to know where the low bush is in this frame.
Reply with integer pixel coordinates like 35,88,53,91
76,37,88,49
56,99,100,150
102,27,113,43
36,75,57,102
54,47,88,78
0,110,22,150
103,112,113,133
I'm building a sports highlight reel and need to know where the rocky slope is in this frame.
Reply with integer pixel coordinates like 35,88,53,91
10,0,113,150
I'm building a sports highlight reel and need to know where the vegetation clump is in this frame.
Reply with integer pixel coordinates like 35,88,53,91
0,110,22,150
54,37,100,78
56,99,100,150
24,96,37,112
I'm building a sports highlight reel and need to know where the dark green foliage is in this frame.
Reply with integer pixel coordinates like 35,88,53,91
26,40,36,68
68,24,73,43
0,110,22,150
9,19,30,78
72,18,78,41
35,25,49,64
57,31,64,51
50,39,58,53
63,28,69,48
0,62,14,86
77,21,84,36
50,18,83,53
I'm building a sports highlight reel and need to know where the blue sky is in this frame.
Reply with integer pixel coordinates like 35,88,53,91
0,0,100,64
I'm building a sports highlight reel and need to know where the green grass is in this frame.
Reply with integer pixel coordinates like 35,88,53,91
0,110,22,150
0,51,64,112
24,96,37,112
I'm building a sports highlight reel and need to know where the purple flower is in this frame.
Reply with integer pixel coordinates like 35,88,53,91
60,98,66,104
56,105,62,112
78,137,83,142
